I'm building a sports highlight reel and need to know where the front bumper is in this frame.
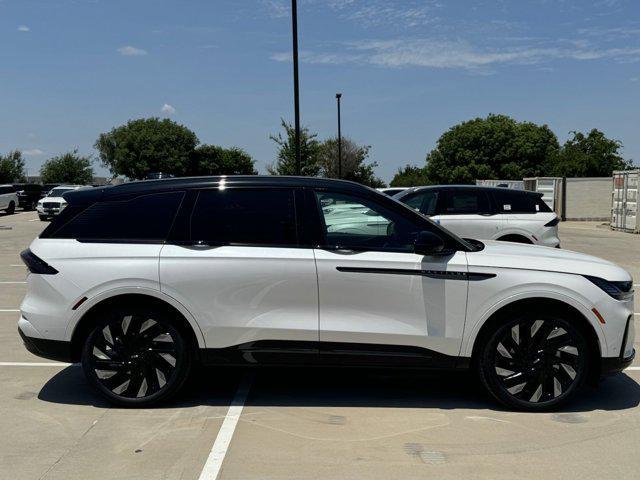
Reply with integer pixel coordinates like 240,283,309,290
601,349,635,375
601,313,635,375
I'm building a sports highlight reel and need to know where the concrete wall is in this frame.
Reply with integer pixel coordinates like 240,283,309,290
565,177,611,221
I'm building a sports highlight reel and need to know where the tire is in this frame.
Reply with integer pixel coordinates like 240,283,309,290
30,200,38,211
477,312,588,411
39,215,48,221
5,201,15,214
81,304,192,407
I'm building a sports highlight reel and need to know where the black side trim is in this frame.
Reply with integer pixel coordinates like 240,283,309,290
200,340,470,370
19,328,72,363
336,266,496,281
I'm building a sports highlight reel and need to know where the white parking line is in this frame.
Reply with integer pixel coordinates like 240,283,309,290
627,367,640,371
0,309,20,312
198,373,253,480
0,362,73,367
0,281,26,284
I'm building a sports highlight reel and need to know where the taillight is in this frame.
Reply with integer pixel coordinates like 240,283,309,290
20,249,58,275
544,217,559,227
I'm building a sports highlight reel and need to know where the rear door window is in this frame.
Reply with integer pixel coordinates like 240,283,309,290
48,191,185,242
442,189,492,215
190,188,298,246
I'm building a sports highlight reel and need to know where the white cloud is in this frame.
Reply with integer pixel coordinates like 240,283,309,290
263,0,289,18
272,38,640,71
117,45,148,56
161,103,176,114
23,149,43,156
17,25,30,32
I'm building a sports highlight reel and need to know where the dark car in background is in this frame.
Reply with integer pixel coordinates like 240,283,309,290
13,184,44,211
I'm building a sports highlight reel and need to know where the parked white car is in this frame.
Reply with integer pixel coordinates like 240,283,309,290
0,184,18,214
19,177,634,410
395,185,561,247
36,185,89,221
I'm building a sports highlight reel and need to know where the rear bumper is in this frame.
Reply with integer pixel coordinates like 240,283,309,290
18,327,72,363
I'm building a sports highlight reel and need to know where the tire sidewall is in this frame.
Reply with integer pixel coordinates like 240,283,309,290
81,304,192,407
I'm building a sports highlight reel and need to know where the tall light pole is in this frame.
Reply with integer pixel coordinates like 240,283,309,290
336,93,342,179
291,0,301,175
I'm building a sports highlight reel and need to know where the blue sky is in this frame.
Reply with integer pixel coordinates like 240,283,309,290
1,0,639,182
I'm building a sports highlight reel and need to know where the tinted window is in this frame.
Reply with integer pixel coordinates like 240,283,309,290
402,191,439,216
51,191,184,242
492,190,552,213
315,191,421,252
0,186,16,194
442,189,491,214
190,188,298,246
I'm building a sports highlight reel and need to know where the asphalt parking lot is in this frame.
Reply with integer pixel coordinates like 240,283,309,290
1,211,639,480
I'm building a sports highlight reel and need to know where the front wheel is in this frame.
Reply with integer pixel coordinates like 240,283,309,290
477,313,588,410
81,305,192,407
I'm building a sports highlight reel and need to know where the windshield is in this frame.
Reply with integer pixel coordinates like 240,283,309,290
48,187,75,197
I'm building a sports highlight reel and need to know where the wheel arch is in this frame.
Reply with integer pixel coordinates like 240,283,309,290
496,233,533,244
69,292,205,362
468,297,602,381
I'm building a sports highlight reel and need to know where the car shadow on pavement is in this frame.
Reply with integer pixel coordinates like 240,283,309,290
38,365,640,413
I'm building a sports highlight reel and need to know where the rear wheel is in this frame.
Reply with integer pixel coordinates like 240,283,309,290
5,201,15,214
81,304,192,407
478,313,588,410
39,215,48,221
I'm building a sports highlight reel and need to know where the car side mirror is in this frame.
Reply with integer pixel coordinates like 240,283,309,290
414,231,446,256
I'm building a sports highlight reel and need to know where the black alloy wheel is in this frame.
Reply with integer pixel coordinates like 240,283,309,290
479,314,588,410
81,305,191,406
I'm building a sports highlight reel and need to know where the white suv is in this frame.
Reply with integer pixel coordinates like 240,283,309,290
36,185,88,221
0,184,18,214
395,186,561,247
19,177,634,409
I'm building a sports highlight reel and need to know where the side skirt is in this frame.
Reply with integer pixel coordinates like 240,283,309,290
200,340,470,370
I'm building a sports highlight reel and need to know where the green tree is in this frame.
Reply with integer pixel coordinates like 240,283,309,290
424,114,560,184
40,150,93,184
190,145,258,175
95,118,199,179
390,165,430,187
268,119,321,176
318,137,384,187
548,129,633,177
0,150,26,183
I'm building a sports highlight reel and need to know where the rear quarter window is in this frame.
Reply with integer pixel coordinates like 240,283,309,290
46,191,185,242
491,190,551,213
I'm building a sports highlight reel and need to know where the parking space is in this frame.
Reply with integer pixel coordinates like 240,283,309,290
1,212,639,479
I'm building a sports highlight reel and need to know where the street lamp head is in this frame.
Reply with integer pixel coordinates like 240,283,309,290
336,93,342,99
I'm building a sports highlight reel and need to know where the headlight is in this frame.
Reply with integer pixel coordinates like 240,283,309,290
584,275,634,301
